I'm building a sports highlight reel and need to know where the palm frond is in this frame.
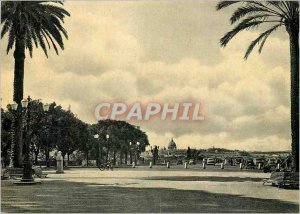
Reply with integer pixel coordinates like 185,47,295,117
49,15,68,39
249,1,284,18
43,29,59,55
1,20,11,38
267,1,290,19
43,4,70,18
25,27,33,57
41,30,51,49
220,21,264,47
244,24,281,59
1,1,69,57
30,28,39,48
230,5,278,24
216,1,241,10
37,31,48,57
217,1,299,60
6,26,15,54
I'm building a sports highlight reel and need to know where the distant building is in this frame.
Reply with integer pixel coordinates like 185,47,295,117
168,138,177,150
156,138,186,158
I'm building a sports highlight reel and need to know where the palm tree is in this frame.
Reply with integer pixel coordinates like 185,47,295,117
1,2,70,167
217,1,298,172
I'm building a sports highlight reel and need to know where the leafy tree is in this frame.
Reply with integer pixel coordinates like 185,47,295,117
1,2,70,167
1,108,13,167
79,125,97,166
53,108,88,165
187,146,191,159
25,99,46,165
40,102,58,167
91,120,149,165
217,1,299,172
151,146,159,165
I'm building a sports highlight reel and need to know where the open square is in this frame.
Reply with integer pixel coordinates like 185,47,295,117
2,167,299,213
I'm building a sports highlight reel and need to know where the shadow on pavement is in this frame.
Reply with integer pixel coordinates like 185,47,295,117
1,179,298,213
142,176,264,182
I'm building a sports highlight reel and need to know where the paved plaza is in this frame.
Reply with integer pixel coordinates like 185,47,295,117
2,167,299,213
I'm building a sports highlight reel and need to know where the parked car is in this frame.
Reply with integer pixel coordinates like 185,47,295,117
253,158,265,168
263,164,277,173
176,160,183,165
268,158,277,167
244,159,255,169
207,158,216,165
215,158,224,166
234,157,243,165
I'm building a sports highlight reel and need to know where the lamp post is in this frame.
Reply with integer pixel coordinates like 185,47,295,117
136,142,140,164
43,103,50,112
129,141,140,165
129,141,133,164
42,103,51,167
94,134,100,167
129,142,135,168
14,96,48,184
106,134,109,164
19,97,35,183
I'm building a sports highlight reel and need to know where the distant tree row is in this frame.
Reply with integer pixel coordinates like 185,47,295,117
1,99,149,167
89,120,149,165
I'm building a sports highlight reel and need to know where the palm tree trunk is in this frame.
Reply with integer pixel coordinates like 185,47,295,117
289,28,299,172
12,38,25,168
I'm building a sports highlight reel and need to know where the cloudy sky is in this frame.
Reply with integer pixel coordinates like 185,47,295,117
1,1,292,151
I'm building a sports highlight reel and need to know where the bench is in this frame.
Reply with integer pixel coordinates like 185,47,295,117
1,169,9,180
33,167,48,178
7,167,48,179
7,168,23,179
263,171,299,189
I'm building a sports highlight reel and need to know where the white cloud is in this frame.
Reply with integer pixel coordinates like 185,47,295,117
1,1,292,151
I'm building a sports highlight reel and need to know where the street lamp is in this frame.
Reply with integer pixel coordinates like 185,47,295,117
10,102,18,111
129,142,133,164
94,134,100,167
106,134,110,164
14,96,45,184
43,103,50,112
21,99,28,108
19,96,36,183
42,102,55,168
136,142,141,164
